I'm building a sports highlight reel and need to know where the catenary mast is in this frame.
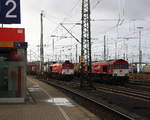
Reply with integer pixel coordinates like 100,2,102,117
81,0,93,88
40,11,44,74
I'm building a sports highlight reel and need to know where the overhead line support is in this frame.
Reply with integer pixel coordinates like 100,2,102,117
40,11,44,74
81,0,93,88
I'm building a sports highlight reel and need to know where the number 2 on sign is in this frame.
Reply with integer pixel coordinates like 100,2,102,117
5,0,17,18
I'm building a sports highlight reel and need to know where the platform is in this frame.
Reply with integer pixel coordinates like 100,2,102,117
0,76,100,120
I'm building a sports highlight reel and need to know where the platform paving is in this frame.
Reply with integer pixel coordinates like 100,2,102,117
0,76,100,120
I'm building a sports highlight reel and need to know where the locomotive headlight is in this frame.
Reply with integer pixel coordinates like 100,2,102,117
62,71,64,74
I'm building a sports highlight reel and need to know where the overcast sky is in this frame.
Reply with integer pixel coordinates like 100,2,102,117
5,0,150,63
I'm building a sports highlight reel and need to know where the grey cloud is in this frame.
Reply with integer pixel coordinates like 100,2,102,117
126,0,150,19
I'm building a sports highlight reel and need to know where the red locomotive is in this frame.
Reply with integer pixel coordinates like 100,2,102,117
48,60,74,80
81,59,129,84
28,59,129,84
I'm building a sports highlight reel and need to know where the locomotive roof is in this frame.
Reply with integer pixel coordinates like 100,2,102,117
93,59,128,65
50,60,74,66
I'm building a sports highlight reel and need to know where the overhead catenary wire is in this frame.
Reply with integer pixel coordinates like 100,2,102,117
30,0,150,63
43,0,81,50
91,0,103,11
48,0,104,44
40,0,81,60
49,0,81,36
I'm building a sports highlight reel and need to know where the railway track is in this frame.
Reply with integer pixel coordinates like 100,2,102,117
129,81,150,87
96,85,150,102
39,78,146,120
127,81,150,91
125,84,150,92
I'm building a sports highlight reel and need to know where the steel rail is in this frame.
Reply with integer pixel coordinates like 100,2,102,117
129,81,150,87
97,86,150,102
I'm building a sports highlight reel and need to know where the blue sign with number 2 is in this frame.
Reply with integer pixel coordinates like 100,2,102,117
0,0,20,24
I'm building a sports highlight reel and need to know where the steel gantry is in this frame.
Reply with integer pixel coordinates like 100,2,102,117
80,0,93,88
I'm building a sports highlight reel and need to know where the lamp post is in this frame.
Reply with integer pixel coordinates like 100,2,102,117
137,27,144,73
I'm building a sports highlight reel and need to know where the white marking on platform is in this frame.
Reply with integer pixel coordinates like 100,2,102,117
33,84,40,88
40,87,72,120
28,87,40,92
47,98,75,107
58,106,72,120
29,79,72,120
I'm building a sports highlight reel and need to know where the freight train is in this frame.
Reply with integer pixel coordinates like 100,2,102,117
28,59,129,84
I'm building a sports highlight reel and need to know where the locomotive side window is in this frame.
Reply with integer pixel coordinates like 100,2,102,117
103,66,108,72
108,65,111,71
114,64,120,69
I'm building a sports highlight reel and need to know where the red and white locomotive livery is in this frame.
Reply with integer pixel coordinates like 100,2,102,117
90,59,129,84
48,60,74,80
77,59,129,84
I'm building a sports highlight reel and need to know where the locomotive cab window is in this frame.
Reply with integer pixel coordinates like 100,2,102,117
63,65,74,69
114,64,120,69
121,64,128,69
107,65,111,71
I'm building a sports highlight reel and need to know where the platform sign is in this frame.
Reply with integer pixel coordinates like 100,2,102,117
0,0,21,24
